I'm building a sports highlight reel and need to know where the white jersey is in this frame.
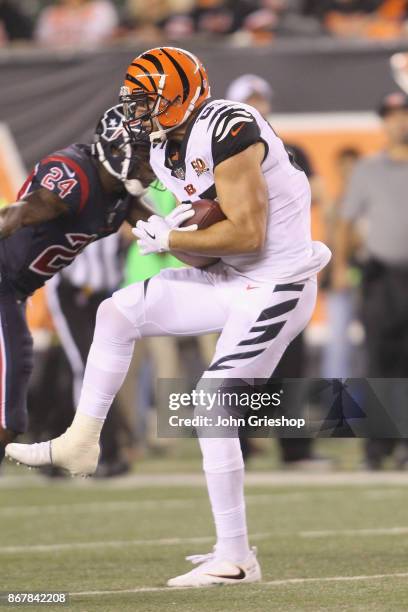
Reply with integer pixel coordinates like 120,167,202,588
149,99,331,283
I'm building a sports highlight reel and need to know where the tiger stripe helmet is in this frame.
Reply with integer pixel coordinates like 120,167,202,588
120,47,210,142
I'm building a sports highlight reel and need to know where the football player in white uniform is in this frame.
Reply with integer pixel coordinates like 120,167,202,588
7,47,331,587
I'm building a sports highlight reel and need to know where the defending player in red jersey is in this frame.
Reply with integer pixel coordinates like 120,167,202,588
0,104,193,463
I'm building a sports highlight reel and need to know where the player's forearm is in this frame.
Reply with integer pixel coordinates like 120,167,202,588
169,218,265,256
3,189,70,240
0,194,67,239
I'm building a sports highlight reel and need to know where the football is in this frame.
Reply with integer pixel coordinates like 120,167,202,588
180,199,226,229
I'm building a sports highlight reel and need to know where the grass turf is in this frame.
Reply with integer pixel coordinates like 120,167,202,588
1,462,408,611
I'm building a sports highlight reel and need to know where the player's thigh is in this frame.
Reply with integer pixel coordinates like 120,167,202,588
203,277,317,379
0,297,33,433
112,266,228,337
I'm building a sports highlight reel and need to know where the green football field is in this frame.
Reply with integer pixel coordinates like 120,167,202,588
1,443,408,612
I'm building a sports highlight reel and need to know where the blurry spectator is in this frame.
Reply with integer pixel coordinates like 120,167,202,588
240,0,321,40
35,0,119,48
321,147,362,379
391,52,408,95
125,0,174,38
163,0,319,40
226,73,274,116
240,0,281,39
160,0,258,37
192,1,234,34
165,0,237,36
304,0,406,39
305,0,381,22
188,0,238,34
226,74,332,470
334,92,408,469
0,0,33,45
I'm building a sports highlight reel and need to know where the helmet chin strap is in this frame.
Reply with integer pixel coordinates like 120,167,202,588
124,178,144,196
149,124,169,143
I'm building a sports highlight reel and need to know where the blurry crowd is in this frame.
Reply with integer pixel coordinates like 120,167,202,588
2,0,408,48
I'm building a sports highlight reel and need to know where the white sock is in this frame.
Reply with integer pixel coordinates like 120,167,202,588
76,299,139,420
198,436,250,563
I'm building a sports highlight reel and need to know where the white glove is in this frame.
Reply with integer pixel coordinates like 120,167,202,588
132,206,198,255
165,203,196,228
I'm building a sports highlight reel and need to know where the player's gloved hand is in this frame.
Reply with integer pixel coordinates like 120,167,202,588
132,215,171,254
132,211,198,255
164,203,196,228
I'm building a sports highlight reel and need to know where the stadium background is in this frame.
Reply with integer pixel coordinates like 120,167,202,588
1,2,408,609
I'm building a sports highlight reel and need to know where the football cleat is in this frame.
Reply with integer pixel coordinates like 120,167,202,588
6,440,52,467
167,547,261,587
5,413,102,477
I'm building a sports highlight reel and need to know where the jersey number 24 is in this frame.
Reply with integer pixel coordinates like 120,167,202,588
40,167,77,199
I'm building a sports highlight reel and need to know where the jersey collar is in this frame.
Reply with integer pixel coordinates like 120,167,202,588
165,98,213,180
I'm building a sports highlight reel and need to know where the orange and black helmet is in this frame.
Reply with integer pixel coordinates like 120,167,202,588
120,47,210,142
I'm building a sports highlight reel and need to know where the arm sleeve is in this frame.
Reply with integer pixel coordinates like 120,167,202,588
340,162,368,221
211,107,262,168
31,154,90,215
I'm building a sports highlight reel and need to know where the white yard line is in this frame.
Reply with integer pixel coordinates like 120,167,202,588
0,532,272,554
70,572,408,596
0,488,403,519
301,526,408,538
0,499,192,517
1,471,408,489
0,492,306,518
362,489,407,499
1,488,401,519
2,525,408,555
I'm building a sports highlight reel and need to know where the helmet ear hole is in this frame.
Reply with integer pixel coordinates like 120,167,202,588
110,144,121,158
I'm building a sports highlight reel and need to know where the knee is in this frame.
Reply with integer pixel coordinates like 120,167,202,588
95,298,118,327
91,298,137,358
111,283,146,330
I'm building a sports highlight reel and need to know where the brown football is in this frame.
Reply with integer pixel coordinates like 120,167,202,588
180,199,226,230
